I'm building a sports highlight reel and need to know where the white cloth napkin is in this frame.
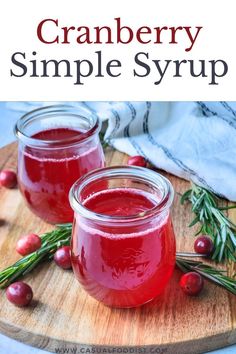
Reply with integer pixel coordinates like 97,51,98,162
86,101,236,201
1,101,236,201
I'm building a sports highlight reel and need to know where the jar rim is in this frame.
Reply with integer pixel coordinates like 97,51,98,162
14,104,100,148
69,166,174,223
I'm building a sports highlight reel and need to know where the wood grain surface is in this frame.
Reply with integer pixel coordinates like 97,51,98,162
0,142,236,354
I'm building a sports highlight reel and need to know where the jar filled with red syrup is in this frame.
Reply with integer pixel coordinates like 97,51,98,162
69,166,176,308
15,104,105,224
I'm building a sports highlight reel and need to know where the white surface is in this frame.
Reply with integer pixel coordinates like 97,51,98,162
0,0,236,100
1,102,236,353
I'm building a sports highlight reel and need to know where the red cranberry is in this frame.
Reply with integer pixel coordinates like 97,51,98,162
127,155,147,167
6,282,33,307
0,170,17,189
54,246,72,269
16,234,42,256
194,235,214,256
179,272,204,296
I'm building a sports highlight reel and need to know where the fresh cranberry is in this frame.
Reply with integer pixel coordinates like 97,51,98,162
194,235,214,256
0,170,17,188
16,234,42,256
6,282,33,307
179,272,204,296
54,246,72,269
127,155,147,167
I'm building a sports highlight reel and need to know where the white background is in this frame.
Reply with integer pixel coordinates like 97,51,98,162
0,0,235,100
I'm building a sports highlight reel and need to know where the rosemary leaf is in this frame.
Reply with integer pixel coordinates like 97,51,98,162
181,184,236,263
0,224,72,288
176,257,236,295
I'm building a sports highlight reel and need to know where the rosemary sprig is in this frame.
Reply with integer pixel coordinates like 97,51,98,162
180,184,236,263
0,224,72,289
176,257,236,295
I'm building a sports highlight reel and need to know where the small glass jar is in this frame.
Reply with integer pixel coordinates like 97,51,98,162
69,166,176,308
15,104,105,224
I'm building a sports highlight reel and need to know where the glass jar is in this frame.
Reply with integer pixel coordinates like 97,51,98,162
15,104,105,224
69,166,176,308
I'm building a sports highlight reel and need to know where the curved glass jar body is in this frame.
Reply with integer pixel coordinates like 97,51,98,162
15,105,105,224
70,166,176,308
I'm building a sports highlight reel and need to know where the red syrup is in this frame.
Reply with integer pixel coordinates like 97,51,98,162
71,188,176,308
18,128,105,224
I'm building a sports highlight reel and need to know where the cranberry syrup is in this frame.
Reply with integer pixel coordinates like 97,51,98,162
71,188,176,307
18,128,105,224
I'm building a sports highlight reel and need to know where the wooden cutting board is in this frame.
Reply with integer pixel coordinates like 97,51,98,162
0,142,236,354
